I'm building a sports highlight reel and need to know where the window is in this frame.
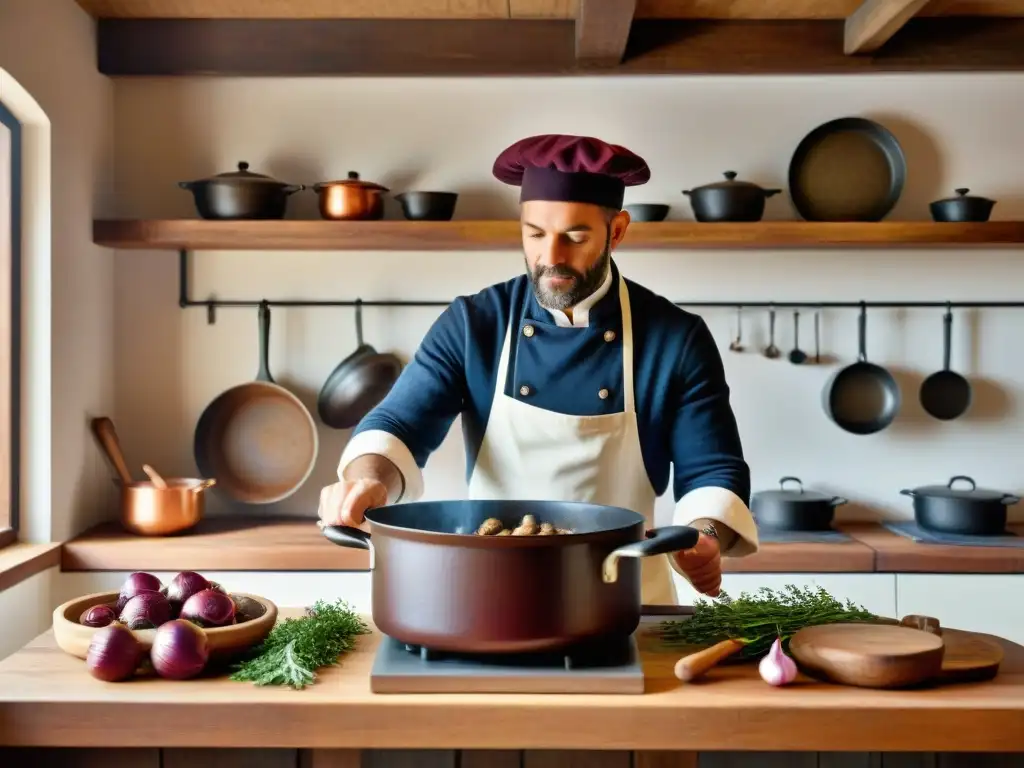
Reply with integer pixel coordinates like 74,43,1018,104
0,100,20,549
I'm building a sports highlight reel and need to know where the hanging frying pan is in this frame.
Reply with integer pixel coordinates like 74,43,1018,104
194,301,319,504
822,303,901,435
317,299,404,429
788,117,907,222
919,306,972,421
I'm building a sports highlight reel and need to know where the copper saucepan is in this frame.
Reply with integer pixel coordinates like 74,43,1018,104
90,417,215,536
311,171,389,220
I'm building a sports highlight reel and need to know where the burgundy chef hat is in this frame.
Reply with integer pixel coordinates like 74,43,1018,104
492,134,650,210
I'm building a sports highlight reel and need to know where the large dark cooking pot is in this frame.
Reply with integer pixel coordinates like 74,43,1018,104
900,476,1020,536
682,171,781,222
179,161,304,220
751,476,847,531
320,499,698,653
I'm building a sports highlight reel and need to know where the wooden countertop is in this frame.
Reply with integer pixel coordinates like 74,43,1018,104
1,611,1023,752
58,517,1024,575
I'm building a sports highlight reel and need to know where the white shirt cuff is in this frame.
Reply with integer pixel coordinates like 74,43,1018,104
668,486,759,576
337,429,424,503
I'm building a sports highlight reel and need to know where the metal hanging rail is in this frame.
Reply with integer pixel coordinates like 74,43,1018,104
177,249,1024,325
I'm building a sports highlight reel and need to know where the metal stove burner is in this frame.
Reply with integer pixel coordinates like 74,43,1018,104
400,636,634,670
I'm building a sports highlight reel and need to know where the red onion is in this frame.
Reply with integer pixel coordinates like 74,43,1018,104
79,604,117,628
166,571,211,609
150,619,209,680
119,590,172,630
208,580,226,594
115,572,163,613
180,588,235,628
86,622,143,682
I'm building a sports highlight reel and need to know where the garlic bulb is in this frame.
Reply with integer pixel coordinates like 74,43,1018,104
759,636,798,686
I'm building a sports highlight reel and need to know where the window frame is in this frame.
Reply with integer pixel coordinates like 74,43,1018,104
0,100,22,549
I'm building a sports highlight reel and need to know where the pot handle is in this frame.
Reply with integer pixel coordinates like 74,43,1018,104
191,479,217,493
1002,494,1021,505
948,475,977,491
318,521,372,551
602,525,699,584
177,181,195,190
763,188,783,197
282,184,306,195
830,496,848,507
899,489,915,497
779,476,803,492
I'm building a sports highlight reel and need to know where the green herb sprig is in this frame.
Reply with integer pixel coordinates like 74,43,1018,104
654,585,877,658
230,599,370,689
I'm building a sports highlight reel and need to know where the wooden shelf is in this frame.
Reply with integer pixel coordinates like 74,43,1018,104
93,219,1024,252
59,518,1024,574
60,516,370,572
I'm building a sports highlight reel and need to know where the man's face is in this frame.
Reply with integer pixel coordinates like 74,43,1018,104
520,200,631,311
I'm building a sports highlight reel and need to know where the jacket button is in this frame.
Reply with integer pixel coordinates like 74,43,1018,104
520,385,532,396
523,325,535,337
598,388,609,400
603,330,616,342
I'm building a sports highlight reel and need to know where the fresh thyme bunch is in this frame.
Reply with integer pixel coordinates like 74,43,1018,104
230,599,370,689
655,584,877,658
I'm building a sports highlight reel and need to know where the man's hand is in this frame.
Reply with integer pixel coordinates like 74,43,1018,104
317,478,388,528
673,533,722,598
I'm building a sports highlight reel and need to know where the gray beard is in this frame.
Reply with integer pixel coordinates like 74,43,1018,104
526,232,612,312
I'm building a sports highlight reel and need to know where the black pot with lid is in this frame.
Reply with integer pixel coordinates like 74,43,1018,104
682,171,782,223
900,475,1019,536
751,476,848,532
929,188,996,223
178,161,305,220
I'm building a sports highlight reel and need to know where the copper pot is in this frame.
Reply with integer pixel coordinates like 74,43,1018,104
312,171,389,220
90,417,214,536
117,477,214,536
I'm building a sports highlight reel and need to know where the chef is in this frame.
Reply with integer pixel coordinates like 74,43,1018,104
317,133,759,603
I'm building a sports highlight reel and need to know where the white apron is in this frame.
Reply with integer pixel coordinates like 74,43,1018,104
467,277,678,605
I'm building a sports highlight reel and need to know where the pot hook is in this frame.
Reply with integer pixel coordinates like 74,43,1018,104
729,306,744,352
354,298,364,347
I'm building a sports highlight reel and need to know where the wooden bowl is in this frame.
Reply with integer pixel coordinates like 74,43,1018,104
52,590,278,661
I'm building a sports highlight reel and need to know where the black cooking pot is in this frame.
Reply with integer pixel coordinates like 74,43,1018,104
320,499,699,654
751,476,848,532
682,171,782,222
900,475,1020,536
179,161,305,220
929,188,997,223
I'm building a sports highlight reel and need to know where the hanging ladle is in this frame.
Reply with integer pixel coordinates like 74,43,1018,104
729,306,744,352
763,305,780,359
789,311,807,364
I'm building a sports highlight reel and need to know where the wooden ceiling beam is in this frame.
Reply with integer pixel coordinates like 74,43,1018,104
574,0,638,66
93,17,1024,77
75,0,1024,19
844,0,934,54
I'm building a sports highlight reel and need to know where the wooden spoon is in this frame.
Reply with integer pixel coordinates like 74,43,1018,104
674,638,747,681
90,417,134,486
142,463,169,490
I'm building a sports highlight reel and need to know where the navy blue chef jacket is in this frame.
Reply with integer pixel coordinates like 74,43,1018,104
338,259,760,564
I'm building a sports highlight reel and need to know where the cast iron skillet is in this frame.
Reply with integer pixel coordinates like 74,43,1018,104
317,299,403,429
320,499,699,653
822,303,901,435
919,306,972,421
788,117,907,222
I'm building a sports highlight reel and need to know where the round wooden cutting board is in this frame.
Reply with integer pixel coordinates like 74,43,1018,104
789,623,945,688
938,627,1004,683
